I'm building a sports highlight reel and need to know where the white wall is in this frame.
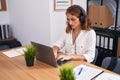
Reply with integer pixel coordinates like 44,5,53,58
6,0,86,46
8,0,51,46
0,11,9,24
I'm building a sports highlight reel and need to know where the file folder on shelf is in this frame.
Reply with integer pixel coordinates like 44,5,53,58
0,24,12,40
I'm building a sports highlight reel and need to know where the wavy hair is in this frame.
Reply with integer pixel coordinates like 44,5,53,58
66,5,92,33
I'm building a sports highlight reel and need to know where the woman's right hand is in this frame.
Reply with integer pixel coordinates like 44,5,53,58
52,46,59,59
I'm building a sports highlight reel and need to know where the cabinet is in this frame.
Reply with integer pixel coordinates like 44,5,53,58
87,0,120,66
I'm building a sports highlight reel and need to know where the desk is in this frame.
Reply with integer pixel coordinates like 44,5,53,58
0,48,119,80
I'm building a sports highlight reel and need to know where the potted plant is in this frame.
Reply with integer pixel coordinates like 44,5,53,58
23,45,36,66
59,65,75,80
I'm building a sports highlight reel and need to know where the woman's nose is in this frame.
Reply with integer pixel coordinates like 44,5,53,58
68,20,73,25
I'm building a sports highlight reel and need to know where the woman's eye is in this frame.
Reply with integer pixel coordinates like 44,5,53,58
67,19,70,22
71,18,76,21
67,18,78,22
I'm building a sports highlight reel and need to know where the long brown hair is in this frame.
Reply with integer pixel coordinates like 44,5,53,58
66,5,92,33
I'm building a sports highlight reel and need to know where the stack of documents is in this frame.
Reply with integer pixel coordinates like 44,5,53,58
2,48,26,58
74,64,104,80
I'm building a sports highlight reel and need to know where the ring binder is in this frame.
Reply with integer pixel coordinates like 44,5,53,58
0,24,12,40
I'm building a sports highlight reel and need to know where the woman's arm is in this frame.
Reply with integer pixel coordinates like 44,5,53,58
57,53,87,61
82,29,96,62
52,33,67,58
52,46,59,58
69,54,87,61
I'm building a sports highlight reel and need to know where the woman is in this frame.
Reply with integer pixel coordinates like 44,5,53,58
53,5,96,63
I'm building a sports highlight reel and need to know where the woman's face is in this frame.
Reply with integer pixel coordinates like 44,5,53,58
66,13,80,29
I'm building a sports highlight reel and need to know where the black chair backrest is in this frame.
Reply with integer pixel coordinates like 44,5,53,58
91,48,98,64
101,57,120,74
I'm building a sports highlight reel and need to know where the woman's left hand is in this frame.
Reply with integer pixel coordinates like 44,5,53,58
57,54,72,61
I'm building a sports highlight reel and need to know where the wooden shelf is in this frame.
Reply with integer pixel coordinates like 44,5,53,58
0,38,16,42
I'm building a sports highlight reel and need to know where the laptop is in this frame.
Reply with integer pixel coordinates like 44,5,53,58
31,41,70,67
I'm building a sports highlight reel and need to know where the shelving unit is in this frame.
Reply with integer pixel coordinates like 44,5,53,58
0,38,22,50
87,0,120,66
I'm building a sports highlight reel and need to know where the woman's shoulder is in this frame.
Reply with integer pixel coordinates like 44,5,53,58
81,29,96,37
89,29,95,33
82,29,95,33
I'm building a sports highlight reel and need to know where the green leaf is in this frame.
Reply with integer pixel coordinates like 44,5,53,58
23,45,36,60
59,65,75,80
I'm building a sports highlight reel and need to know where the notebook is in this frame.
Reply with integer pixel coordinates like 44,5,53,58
74,64,104,80
96,72,120,80
31,41,69,67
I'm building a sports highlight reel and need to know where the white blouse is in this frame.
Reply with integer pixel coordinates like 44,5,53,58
53,29,96,62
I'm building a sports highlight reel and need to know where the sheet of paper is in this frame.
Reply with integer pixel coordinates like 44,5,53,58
15,48,27,54
96,72,120,80
74,64,103,80
3,50,22,58
2,48,27,58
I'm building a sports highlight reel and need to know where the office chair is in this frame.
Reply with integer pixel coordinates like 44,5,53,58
91,48,98,64
101,57,120,74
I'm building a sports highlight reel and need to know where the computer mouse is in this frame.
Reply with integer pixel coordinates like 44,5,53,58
57,58,70,65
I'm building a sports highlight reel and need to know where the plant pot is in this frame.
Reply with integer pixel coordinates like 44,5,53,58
25,57,34,67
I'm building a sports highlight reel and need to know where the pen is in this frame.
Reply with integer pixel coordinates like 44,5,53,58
91,71,104,80
78,67,83,75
